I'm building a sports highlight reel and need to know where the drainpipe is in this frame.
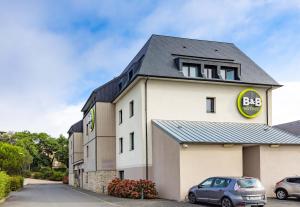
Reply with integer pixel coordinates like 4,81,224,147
145,77,149,180
266,87,272,126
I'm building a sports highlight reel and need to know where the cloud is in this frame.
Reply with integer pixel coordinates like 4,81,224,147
272,82,300,125
1,0,300,137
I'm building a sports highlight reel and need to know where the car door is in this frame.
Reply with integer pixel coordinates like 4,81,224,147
207,178,231,204
287,178,300,196
294,178,300,197
195,178,215,202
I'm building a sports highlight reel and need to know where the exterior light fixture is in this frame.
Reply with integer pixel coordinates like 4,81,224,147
182,144,188,148
270,144,280,148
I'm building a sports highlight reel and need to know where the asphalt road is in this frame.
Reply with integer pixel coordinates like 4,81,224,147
1,181,300,207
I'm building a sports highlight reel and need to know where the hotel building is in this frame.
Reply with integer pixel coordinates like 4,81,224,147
68,35,300,201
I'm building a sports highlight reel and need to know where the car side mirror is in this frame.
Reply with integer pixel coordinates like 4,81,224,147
198,184,202,188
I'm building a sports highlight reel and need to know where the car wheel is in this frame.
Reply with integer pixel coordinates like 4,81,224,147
188,193,197,204
221,197,232,207
276,189,288,200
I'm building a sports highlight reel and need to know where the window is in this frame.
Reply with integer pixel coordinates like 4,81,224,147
287,178,300,184
86,124,89,135
212,178,231,188
220,67,236,80
128,70,133,80
119,171,124,180
182,64,200,78
199,178,214,188
119,110,123,124
86,172,88,183
119,137,123,153
206,97,215,113
204,65,217,79
129,100,134,117
129,132,134,151
86,146,89,158
118,82,122,91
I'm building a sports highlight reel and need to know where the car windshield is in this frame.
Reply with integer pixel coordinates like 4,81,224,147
237,178,263,189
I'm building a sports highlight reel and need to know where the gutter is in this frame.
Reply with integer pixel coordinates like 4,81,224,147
145,77,149,180
266,86,273,126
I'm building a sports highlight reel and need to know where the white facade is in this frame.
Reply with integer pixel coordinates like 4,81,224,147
114,77,273,179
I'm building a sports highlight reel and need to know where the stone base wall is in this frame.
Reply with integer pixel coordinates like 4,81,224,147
83,170,116,194
69,173,74,186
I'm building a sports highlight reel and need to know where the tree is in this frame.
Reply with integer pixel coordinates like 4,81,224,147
0,142,32,175
55,135,69,168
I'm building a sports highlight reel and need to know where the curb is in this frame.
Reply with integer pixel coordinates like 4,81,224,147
0,195,11,204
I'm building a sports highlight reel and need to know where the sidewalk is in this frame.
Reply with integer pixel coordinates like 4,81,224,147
24,178,62,185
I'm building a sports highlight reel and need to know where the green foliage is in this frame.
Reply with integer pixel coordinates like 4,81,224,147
49,171,64,181
10,176,24,191
0,172,11,199
1,131,69,170
0,142,32,175
22,170,31,178
32,168,64,181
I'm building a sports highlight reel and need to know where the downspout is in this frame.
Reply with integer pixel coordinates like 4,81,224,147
266,87,272,126
145,77,149,180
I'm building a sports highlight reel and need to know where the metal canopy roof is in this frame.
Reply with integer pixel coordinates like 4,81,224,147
274,120,300,137
153,120,300,145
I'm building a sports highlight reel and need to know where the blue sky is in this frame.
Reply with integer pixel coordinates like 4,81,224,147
1,0,300,136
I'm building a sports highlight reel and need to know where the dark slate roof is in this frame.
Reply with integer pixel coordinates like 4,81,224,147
68,120,83,135
81,34,280,113
153,120,300,144
274,120,300,137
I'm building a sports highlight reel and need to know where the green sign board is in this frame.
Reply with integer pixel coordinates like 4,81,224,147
88,108,95,131
237,88,262,119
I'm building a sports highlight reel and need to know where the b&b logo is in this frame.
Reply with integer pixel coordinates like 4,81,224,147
237,89,262,118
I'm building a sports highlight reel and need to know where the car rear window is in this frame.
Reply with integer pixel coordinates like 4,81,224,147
237,178,263,189
287,178,300,184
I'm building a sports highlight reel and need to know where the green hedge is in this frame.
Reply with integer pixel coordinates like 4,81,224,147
0,172,11,200
32,168,64,181
10,176,24,191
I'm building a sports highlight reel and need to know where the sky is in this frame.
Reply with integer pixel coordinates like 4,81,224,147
0,0,300,137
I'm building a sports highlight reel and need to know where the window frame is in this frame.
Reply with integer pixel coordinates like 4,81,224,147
181,64,201,78
206,97,216,113
119,110,123,124
86,145,89,158
119,171,124,180
119,137,123,154
129,132,134,151
129,100,134,117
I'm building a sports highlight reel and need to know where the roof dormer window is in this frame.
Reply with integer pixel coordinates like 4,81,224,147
220,66,237,80
182,64,200,78
203,65,218,79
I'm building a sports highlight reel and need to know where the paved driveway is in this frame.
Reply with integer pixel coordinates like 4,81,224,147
1,180,299,207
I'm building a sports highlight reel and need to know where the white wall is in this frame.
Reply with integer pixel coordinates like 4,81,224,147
115,80,146,173
115,78,272,178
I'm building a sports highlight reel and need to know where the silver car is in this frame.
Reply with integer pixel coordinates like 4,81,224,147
275,177,300,200
188,177,267,207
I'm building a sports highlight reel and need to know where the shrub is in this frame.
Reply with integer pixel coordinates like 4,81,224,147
22,170,32,178
49,171,64,181
0,171,11,199
62,176,69,184
10,176,24,191
108,178,157,199
32,172,43,179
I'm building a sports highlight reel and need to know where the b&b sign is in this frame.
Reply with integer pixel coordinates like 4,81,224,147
237,88,262,118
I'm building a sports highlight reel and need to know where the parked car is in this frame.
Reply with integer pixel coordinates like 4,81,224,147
275,177,300,200
188,177,267,207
